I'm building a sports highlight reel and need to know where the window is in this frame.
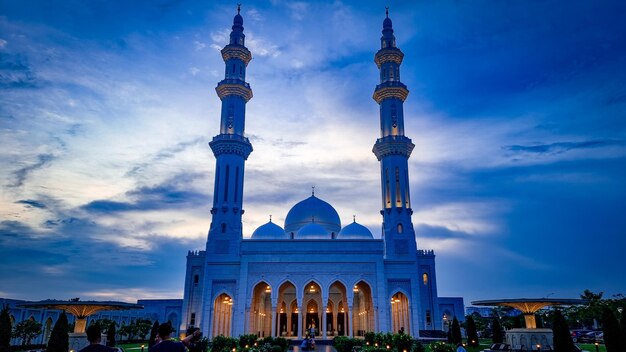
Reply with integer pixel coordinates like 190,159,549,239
224,166,230,201
232,64,235,73
397,223,403,234
422,273,428,286
426,310,431,324
221,223,227,233
190,313,196,325
194,275,199,285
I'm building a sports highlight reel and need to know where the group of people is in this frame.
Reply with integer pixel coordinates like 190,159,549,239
80,323,202,352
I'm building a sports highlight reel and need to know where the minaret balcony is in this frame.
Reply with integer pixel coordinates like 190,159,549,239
216,80,253,102
373,82,409,103
372,135,415,160
221,45,252,65
209,133,253,159
374,47,404,68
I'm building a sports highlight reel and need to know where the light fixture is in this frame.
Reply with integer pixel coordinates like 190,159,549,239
265,285,271,293
353,285,359,292
309,285,316,293
310,308,314,313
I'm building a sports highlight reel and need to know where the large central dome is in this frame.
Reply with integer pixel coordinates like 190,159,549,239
284,194,341,235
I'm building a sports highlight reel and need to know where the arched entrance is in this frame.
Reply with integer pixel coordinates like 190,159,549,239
249,282,272,337
353,281,374,336
328,281,348,336
302,281,321,338
390,292,410,334
213,293,233,337
278,281,297,337
44,317,53,343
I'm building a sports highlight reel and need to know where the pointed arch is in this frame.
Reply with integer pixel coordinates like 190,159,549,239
328,281,348,336
213,293,233,337
303,280,322,338
390,291,410,334
249,281,272,337
352,280,374,336
278,281,297,337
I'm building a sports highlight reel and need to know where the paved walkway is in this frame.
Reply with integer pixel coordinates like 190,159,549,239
290,346,337,352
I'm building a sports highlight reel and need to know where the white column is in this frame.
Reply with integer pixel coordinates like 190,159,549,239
271,306,277,337
348,306,353,337
297,306,303,339
322,306,327,339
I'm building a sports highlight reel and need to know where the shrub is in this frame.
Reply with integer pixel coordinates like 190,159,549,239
465,316,479,347
334,336,364,352
410,340,424,352
0,306,11,352
47,312,69,352
211,335,238,352
552,310,574,352
238,334,258,349
429,342,454,352
392,333,412,352
271,337,288,352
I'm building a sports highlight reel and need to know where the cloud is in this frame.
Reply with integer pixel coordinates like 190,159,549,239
15,199,47,209
503,139,625,155
9,154,55,188
0,53,41,89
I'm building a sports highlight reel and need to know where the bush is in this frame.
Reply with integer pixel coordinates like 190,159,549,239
0,306,11,352
392,333,412,352
238,334,258,349
47,312,69,352
211,335,238,352
270,346,281,352
333,336,364,352
410,340,424,352
271,337,288,352
429,342,454,352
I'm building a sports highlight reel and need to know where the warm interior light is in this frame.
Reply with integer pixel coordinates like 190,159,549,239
265,285,271,293
353,285,359,292
310,308,314,313
309,285,316,293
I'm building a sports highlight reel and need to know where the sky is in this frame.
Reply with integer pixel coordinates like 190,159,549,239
1,0,625,306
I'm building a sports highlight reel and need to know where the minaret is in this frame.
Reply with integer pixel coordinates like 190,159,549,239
206,5,253,257
372,10,418,259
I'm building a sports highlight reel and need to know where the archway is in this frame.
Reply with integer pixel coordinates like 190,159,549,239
278,281,296,337
249,282,272,337
44,317,53,343
353,281,374,336
390,292,410,334
213,293,233,337
302,281,321,338
328,281,348,336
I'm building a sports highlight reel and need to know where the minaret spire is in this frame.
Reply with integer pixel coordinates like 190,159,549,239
206,8,254,257
372,11,417,259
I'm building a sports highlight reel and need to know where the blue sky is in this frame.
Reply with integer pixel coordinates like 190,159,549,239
1,0,625,304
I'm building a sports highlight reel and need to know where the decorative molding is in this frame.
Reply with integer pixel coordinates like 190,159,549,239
209,134,253,159
372,135,415,160
221,45,252,65
374,48,404,68
216,82,253,102
373,85,409,103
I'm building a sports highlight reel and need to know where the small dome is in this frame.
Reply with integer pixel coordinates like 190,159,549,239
338,220,374,239
234,13,243,25
251,220,287,239
297,222,330,239
383,16,392,29
284,195,341,234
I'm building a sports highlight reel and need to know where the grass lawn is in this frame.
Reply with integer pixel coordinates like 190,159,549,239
578,343,606,352
118,342,148,351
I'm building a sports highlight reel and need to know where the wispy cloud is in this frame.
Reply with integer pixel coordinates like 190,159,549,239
9,154,55,188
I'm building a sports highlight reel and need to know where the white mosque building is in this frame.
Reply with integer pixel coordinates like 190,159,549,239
181,8,464,339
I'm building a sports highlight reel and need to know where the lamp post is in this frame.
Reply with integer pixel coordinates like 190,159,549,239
594,342,599,352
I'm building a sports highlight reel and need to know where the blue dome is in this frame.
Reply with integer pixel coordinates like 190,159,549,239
284,195,341,235
337,220,374,239
234,13,243,25
251,220,287,239
297,222,330,239
383,16,392,28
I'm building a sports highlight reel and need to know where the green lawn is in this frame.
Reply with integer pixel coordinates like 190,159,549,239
118,342,148,351
578,343,606,352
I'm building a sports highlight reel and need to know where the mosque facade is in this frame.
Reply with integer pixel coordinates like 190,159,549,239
181,8,464,339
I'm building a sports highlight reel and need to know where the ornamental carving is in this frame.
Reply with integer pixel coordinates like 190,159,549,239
373,86,409,104
216,82,253,102
372,136,415,160
221,45,252,65
209,134,253,159
374,48,404,68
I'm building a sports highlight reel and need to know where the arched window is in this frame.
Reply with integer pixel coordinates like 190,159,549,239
397,223,403,233
221,223,227,233
193,275,199,285
422,273,428,286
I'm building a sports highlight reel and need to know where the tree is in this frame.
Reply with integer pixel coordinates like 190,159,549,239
491,318,503,344
552,310,574,352
13,319,42,346
465,316,479,346
601,307,625,352
620,308,626,348
0,306,11,352
47,312,69,352
450,317,462,345
107,322,116,347
134,319,152,340
148,321,159,348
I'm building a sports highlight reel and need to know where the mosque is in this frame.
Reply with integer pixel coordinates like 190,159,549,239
180,8,464,339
